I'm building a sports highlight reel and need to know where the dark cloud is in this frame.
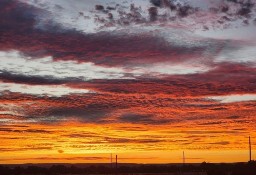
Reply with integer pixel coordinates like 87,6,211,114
221,5,229,13
0,146,53,152
44,107,111,123
237,7,252,18
2,0,255,47
119,113,173,125
116,126,149,131
24,129,53,134
106,6,116,11
148,7,158,21
1,125,29,128
0,62,255,126
220,0,255,21
0,93,132,123
0,1,215,69
0,128,14,132
0,63,256,99
0,127,53,134
149,0,197,17
0,71,74,85
149,0,256,28
0,0,38,33
150,0,162,7
253,18,256,25
63,133,100,139
175,130,245,135
209,141,230,145
19,94,120,123
58,150,64,153
69,62,256,96
95,5,105,11
176,4,197,18
198,121,224,126
226,116,241,119
104,136,162,144
2,0,255,72
210,107,228,111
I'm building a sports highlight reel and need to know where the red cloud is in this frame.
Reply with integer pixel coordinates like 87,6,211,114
66,62,255,96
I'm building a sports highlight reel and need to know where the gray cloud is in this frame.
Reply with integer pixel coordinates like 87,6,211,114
119,113,174,125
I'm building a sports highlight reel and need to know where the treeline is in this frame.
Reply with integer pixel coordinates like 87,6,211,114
0,161,255,175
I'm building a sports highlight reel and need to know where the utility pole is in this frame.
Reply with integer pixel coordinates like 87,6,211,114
183,151,185,166
249,136,252,162
115,155,118,175
111,153,113,169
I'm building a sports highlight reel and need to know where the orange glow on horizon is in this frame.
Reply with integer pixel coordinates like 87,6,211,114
0,121,255,164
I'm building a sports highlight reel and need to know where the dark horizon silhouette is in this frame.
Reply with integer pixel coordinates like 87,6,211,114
0,161,256,175
0,0,256,170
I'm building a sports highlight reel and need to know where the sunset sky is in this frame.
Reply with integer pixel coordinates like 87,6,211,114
0,0,256,164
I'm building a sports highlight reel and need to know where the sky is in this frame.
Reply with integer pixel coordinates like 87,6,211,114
0,0,256,164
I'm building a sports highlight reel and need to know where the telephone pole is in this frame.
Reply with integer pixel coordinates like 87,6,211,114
249,136,252,162
183,151,185,166
115,155,118,175
110,153,113,169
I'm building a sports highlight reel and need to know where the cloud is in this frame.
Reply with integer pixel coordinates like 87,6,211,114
209,141,230,145
104,137,162,144
0,71,68,85
43,107,111,123
0,26,218,68
83,0,256,30
198,121,224,126
58,150,64,153
208,94,256,103
0,82,92,97
0,146,53,152
226,116,241,119
0,0,38,32
119,113,173,125
0,51,132,84
2,0,254,71
0,92,129,123
0,127,53,134
3,0,255,37
69,62,255,96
